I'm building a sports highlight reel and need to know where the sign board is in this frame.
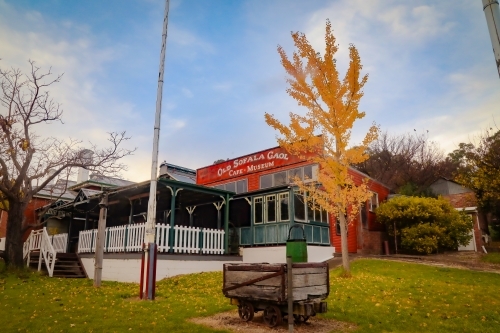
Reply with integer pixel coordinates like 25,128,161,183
197,147,306,184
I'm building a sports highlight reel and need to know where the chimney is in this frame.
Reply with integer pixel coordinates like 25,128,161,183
76,149,93,184
159,161,169,177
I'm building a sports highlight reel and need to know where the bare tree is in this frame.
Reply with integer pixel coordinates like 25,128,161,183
0,61,135,268
355,131,455,194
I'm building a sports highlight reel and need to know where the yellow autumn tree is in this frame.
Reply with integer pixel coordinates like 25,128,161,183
265,20,378,274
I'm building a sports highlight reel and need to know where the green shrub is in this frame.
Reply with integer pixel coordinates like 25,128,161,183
377,196,473,254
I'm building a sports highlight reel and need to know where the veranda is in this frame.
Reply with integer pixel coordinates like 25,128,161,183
45,178,235,256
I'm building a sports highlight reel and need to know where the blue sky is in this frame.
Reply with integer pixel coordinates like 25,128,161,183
0,0,498,182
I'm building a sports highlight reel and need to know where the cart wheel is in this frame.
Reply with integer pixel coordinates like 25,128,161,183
263,305,282,327
293,314,310,324
238,302,254,322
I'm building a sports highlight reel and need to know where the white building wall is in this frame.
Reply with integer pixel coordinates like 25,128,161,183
242,245,335,264
80,258,241,283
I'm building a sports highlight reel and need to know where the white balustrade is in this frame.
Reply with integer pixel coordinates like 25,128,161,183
78,229,97,253
172,225,200,253
107,225,126,252
126,222,146,252
155,223,170,253
202,228,225,254
77,223,225,255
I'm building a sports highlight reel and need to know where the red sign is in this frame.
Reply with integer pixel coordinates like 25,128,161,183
196,147,305,184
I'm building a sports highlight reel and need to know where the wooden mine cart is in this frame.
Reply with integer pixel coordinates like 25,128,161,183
222,262,329,327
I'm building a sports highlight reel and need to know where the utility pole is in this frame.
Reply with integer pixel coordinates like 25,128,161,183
482,0,500,77
140,0,170,300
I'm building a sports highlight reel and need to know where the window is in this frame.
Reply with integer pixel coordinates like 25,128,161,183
274,172,287,186
253,192,290,224
225,182,236,193
288,168,303,182
259,164,318,189
294,191,306,222
293,191,328,223
213,180,248,194
369,192,379,212
260,174,273,189
254,197,263,224
236,180,247,193
279,193,289,221
360,202,367,228
266,195,276,223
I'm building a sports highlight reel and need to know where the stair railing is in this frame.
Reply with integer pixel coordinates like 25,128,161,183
24,229,44,267
38,227,57,277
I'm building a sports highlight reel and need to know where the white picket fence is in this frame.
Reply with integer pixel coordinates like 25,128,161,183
77,223,225,255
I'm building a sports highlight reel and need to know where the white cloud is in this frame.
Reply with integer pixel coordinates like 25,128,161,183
181,87,194,98
212,82,233,92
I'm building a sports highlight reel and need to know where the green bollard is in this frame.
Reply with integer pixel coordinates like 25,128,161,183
286,225,308,263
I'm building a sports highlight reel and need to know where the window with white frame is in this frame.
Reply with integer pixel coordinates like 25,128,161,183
254,197,264,224
259,164,318,189
369,192,379,212
253,192,290,224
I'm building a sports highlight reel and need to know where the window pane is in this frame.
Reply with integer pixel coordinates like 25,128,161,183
307,200,314,221
311,164,318,180
370,192,378,211
294,192,305,221
260,174,272,189
254,197,263,224
360,202,367,228
314,204,322,222
225,182,236,193
321,207,328,223
279,193,289,221
266,195,276,223
288,168,302,183
303,165,313,181
236,180,247,194
274,171,287,186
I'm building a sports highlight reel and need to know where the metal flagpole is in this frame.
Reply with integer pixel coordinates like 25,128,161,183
141,0,170,300
482,0,500,77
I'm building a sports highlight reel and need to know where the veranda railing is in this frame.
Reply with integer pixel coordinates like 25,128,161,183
77,223,225,255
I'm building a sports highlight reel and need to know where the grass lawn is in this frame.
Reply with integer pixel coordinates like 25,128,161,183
1,259,499,332
481,253,500,265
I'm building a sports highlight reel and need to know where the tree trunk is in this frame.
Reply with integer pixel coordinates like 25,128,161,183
5,201,27,268
339,213,350,273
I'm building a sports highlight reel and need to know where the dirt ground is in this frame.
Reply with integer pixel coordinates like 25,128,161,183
190,309,356,333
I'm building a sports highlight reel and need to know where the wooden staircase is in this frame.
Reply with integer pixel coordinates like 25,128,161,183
28,252,87,278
